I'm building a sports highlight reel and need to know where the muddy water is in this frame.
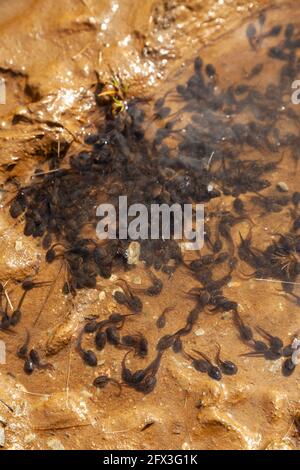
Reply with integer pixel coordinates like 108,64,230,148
0,0,300,451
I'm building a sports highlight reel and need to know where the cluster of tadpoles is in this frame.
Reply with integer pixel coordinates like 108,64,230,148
0,280,53,374
183,344,238,381
77,311,161,394
234,310,300,376
0,280,50,330
238,224,300,293
2,12,300,392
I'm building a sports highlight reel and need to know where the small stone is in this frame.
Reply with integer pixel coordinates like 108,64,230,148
126,242,140,265
98,291,106,301
47,438,65,451
88,16,97,25
195,328,205,337
277,182,289,192
0,427,5,448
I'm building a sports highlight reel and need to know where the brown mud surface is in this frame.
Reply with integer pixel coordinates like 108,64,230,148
0,0,300,451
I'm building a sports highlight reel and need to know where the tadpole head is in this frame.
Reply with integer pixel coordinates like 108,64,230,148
208,366,222,381
82,350,98,367
93,376,109,389
220,361,238,376
282,358,296,377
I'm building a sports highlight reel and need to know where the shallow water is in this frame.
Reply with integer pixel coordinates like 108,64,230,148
0,0,300,451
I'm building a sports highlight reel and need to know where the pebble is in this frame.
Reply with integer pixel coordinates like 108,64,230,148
98,291,106,301
195,328,205,337
277,182,289,192
126,241,141,265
